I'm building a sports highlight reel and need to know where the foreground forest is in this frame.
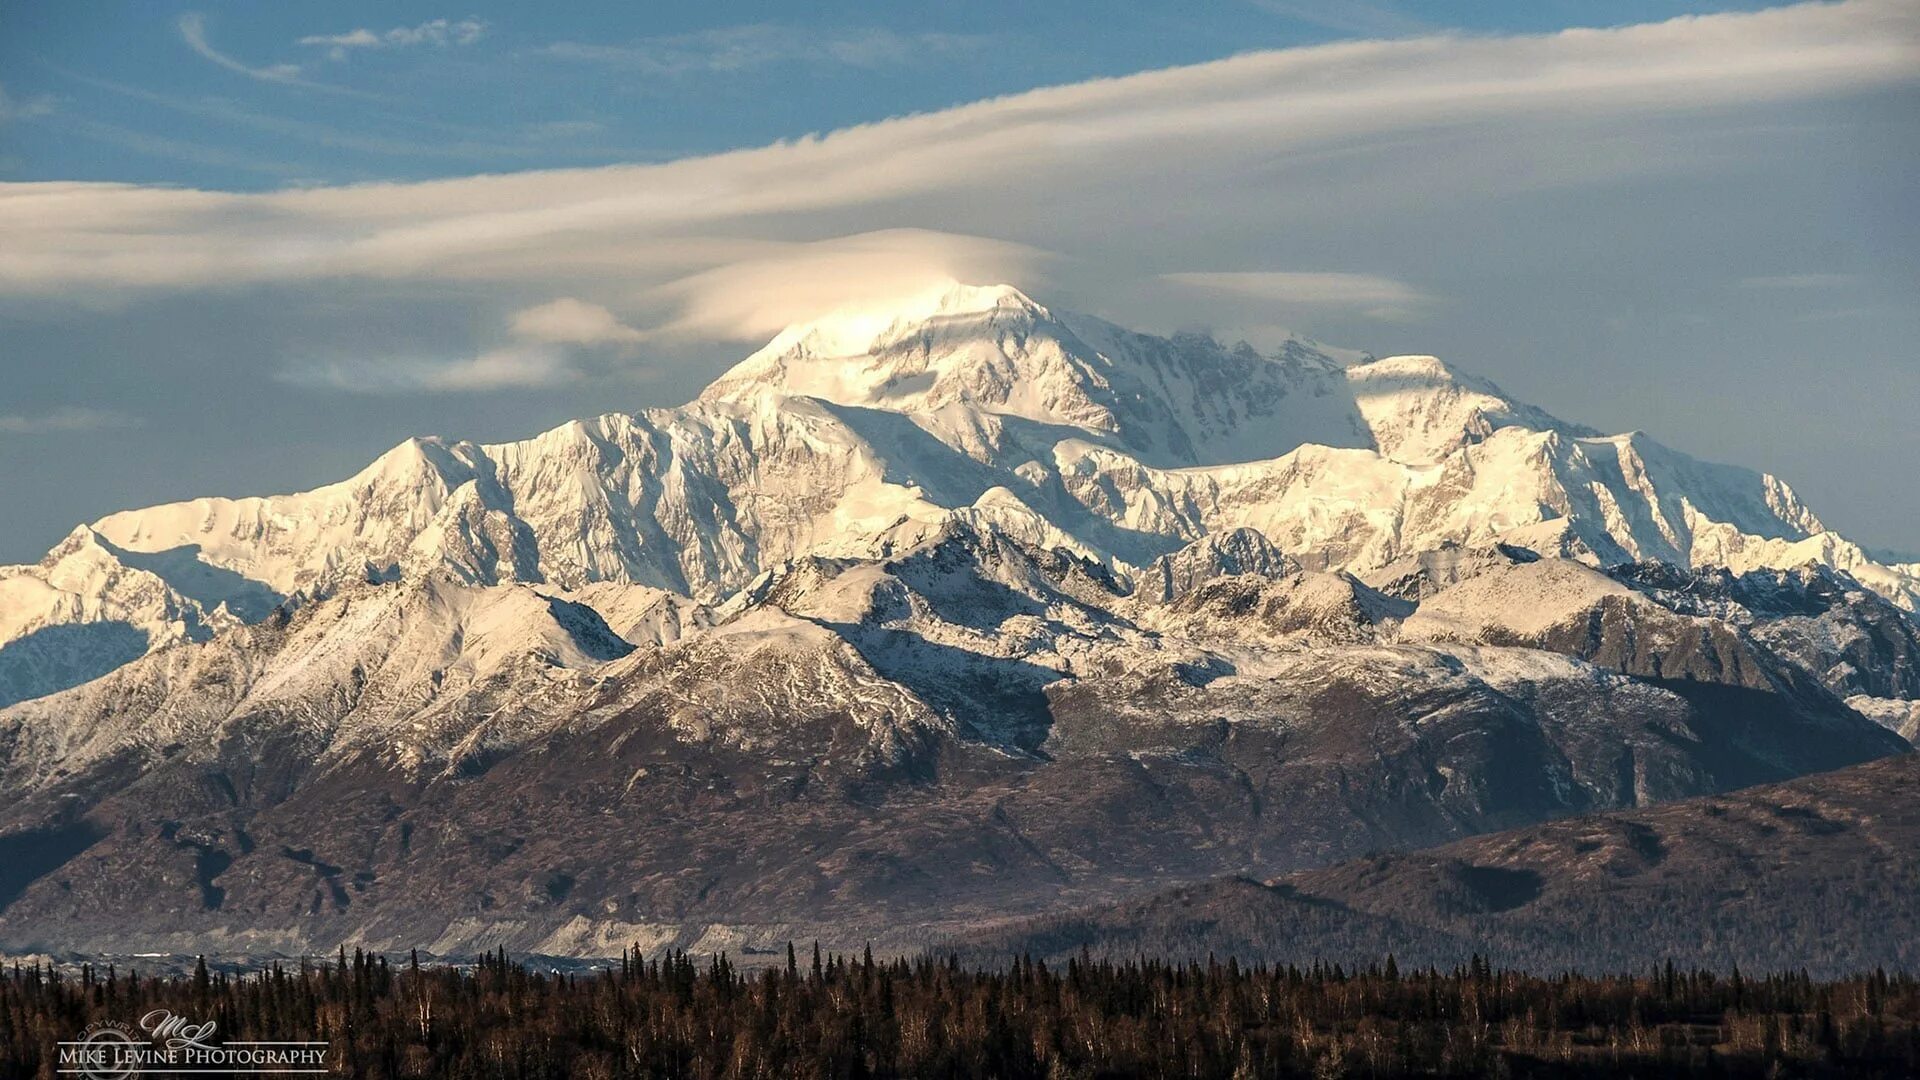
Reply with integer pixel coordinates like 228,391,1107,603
4,948,1919,1078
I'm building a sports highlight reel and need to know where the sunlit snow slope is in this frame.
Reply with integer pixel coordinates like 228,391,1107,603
3,282,1913,707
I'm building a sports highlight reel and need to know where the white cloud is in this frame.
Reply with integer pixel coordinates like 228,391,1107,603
9,0,1914,355
58,70,569,164
178,12,305,83
280,298,646,393
524,119,605,140
281,345,575,394
510,298,645,346
1162,271,1429,308
1250,1,1433,38
0,407,139,434
0,83,56,124
1739,273,1859,289
652,231,1048,342
300,19,488,61
540,24,984,75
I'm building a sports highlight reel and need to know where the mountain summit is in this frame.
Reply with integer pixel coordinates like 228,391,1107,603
3,283,1913,708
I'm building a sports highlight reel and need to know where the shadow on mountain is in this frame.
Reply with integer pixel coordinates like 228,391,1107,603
94,536,284,622
0,621,149,709
0,822,105,913
811,402,1006,506
540,595,638,661
814,400,1234,568
825,622,1065,752
1440,864,1544,915
1645,678,1910,788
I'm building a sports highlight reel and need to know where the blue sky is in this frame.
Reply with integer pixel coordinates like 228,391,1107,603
6,2,1796,189
1,0,1917,563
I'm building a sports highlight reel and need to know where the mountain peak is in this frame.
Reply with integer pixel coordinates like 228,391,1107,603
723,281,1044,375
698,280,1093,419
6,280,1917,718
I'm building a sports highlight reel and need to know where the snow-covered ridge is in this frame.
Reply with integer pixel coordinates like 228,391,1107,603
2,282,1915,707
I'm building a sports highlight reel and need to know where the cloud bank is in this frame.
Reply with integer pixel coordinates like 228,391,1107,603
14,0,1907,322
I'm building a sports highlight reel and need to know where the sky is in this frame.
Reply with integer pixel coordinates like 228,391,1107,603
1,0,1917,564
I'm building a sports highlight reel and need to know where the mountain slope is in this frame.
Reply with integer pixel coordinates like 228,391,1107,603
956,752,1920,978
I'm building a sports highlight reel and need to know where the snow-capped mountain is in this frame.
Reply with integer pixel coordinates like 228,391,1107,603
4,282,1913,708
0,282,1915,958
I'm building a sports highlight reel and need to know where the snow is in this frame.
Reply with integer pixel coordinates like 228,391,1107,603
2,281,1916,710
1402,559,1638,641
1846,695,1920,743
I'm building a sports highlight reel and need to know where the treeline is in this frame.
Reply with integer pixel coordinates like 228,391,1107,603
3,947,1920,1078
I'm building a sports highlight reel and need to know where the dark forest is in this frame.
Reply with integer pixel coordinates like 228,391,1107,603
4,948,1919,1078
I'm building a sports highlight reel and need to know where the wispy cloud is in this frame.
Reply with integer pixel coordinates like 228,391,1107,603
524,119,606,140
281,298,645,393
1250,1,1434,37
1739,273,1859,289
57,70,572,164
281,345,575,393
177,12,377,98
1793,307,1873,322
0,407,140,434
178,12,305,83
510,298,645,347
299,19,488,62
1162,271,1431,311
8,0,1913,358
0,83,57,125
540,23,987,75
60,117,307,176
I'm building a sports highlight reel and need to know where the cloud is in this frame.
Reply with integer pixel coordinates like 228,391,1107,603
178,12,305,83
524,119,605,140
652,231,1049,342
280,297,646,393
1162,271,1430,310
9,0,1915,348
55,70,559,165
1793,307,1873,322
300,19,488,61
0,83,56,124
178,12,378,97
1739,273,1859,289
0,407,140,434
281,345,575,394
510,298,645,346
1250,1,1433,38
539,23,985,75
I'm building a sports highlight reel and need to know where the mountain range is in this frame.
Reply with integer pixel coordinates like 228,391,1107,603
0,283,1913,963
